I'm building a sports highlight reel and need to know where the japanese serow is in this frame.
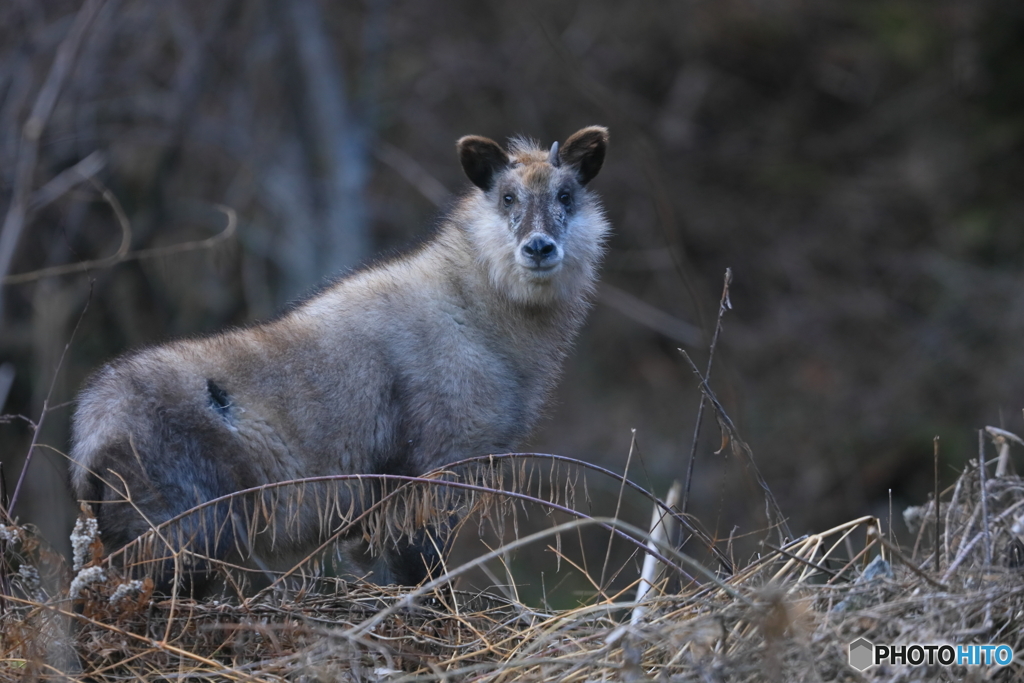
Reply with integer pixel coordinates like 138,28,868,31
70,126,610,592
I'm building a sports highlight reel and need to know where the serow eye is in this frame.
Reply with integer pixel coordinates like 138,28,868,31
558,191,571,206
503,194,514,206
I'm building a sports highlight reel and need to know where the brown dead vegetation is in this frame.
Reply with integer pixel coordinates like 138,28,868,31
2,433,1024,681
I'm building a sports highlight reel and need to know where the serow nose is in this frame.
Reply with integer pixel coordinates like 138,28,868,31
522,236,557,265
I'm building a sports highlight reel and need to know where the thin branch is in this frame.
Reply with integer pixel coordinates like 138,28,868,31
442,452,733,572
600,429,637,589
3,202,236,285
3,177,129,284
375,142,450,207
0,363,14,412
866,526,949,591
942,497,1024,583
934,435,940,574
978,430,991,568
28,149,106,213
598,283,703,346
345,515,750,642
117,204,237,262
8,283,91,514
681,268,732,514
760,540,839,580
0,0,107,297
0,461,8,614
679,347,792,541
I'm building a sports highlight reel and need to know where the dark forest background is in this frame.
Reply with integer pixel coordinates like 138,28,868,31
2,0,1024,588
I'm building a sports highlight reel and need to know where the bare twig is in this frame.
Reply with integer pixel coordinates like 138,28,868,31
978,430,991,568
0,0,107,300
8,283,91,514
345,515,749,642
761,541,838,580
375,142,450,207
945,463,966,567
866,526,949,591
600,429,637,590
0,363,14,412
3,178,129,284
679,348,792,542
942,498,1024,583
681,268,732,514
826,537,879,586
3,202,237,285
0,462,8,522
0,461,8,614
764,515,877,585
28,150,106,213
443,452,733,571
598,283,703,347
934,436,941,574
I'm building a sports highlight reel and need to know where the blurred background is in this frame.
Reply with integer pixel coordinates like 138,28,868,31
2,0,1023,594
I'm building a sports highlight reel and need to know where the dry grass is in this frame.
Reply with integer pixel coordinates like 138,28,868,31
2,447,1024,682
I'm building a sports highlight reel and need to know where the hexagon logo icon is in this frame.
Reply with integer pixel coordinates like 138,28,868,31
849,638,874,671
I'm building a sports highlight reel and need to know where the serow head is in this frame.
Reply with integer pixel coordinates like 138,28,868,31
457,126,609,281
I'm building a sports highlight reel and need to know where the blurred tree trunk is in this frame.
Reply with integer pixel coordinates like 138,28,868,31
280,0,370,295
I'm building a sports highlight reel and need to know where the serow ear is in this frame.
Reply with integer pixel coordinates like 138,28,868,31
559,126,608,186
457,135,510,192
